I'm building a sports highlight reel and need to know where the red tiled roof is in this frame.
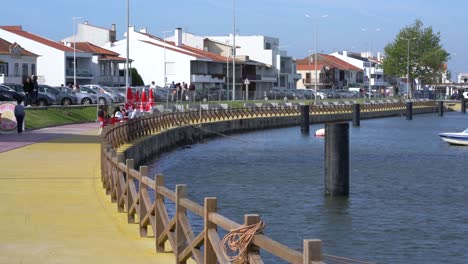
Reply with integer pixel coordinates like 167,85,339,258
297,64,323,71
297,54,362,71
0,38,38,56
73,42,119,56
0,25,78,52
98,55,128,62
140,31,238,63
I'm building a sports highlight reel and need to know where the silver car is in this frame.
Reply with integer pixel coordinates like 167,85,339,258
79,86,113,105
81,84,125,104
38,85,78,105
57,87,98,105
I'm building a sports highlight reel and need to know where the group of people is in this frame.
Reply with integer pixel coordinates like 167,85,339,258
169,81,196,102
23,75,39,106
98,104,140,134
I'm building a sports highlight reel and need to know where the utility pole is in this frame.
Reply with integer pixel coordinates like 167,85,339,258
401,37,416,99
232,0,236,101
125,0,130,88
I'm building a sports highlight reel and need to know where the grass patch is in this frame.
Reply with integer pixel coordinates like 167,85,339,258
25,106,97,130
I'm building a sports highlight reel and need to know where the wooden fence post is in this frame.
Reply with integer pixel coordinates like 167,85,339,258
237,214,263,264
176,184,188,263
155,174,165,252
303,239,323,264
204,197,217,264
139,166,149,237
110,149,117,202
116,153,125,212
125,159,135,223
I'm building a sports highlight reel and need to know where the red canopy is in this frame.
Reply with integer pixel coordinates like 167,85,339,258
125,87,134,110
146,88,155,112
140,88,148,112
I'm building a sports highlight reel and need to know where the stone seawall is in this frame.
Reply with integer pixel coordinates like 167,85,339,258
123,106,436,166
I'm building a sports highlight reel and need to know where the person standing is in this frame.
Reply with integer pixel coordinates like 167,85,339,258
150,81,156,89
31,75,39,106
23,77,33,106
14,98,25,134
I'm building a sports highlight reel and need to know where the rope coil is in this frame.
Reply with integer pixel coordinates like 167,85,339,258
221,220,265,261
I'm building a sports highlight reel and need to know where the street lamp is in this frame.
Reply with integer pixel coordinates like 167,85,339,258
225,40,230,101
232,0,236,101
125,0,130,89
401,37,417,100
305,13,328,103
162,30,171,87
72,16,82,87
361,28,382,99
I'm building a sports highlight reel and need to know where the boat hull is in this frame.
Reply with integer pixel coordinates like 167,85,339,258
439,133,468,146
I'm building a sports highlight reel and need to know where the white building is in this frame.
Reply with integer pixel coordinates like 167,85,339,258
330,51,388,90
62,21,117,47
202,34,301,90
457,72,468,83
0,26,93,86
0,38,38,84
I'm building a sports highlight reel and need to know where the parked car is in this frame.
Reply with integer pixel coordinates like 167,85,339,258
79,86,113,105
0,90,15,101
2,83,55,106
81,85,125,103
0,84,25,101
38,85,78,105
57,87,98,105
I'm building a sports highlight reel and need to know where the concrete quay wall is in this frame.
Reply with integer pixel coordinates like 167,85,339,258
123,106,436,166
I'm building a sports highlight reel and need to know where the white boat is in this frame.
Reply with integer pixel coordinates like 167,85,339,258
439,128,468,145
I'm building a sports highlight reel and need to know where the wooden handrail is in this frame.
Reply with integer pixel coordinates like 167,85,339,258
100,102,436,263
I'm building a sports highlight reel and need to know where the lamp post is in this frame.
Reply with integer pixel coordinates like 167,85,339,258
162,30,171,87
401,37,416,100
125,0,130,89
225,40,230,101
72,16,82,87
361,28,382,99
232,0,236,101
306,14,327,104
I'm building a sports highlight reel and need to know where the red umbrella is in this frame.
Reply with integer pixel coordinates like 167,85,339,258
125,87,134,110
140,88,148,112
135,90,140,110
146,88,154,112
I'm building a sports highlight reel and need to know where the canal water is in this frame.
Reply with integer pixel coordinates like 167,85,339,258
148,112,468,263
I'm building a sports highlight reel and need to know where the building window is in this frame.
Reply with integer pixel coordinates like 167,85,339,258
0,63,8,76
22,63,28,77
265,43,271,49
31,64,36,75
14,63,19,76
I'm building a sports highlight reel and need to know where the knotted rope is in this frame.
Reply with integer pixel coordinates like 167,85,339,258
221,220,265,261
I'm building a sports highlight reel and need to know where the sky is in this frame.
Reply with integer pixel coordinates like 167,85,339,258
2,0,467,80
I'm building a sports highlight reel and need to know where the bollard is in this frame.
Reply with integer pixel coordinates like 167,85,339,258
462,98,466,114
438,101,444,117
325,123,349,196
352,103,360,127
300,105,310,134
406,102,413,120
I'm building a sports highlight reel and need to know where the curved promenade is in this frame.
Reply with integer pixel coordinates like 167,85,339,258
0,123,174,264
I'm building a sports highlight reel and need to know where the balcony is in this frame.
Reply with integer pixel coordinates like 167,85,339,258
191,74,225,83
66,68,93,78
245,74,277,82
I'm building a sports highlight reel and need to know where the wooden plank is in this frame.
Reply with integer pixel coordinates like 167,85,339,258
251,235,302,264
179,214,203,263
176,185,187,263
248,253,264,264
208,212,241,231
178,231,205,263
127,179,139,223
157,185,176,202
141,176,155,189
125,159,134,218
155,175,165,252
156,200,176,250
303,239,323,264
207,228,231,264
179,198,204,217
204,198,217,264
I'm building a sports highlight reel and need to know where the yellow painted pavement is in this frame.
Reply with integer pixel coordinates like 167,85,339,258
0,131,174,264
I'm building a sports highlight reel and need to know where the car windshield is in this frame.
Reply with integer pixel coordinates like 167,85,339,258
80,87,96,94
43,87,60,95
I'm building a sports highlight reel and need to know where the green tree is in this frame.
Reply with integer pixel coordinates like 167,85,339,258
130,68,144,86
383,19,450,94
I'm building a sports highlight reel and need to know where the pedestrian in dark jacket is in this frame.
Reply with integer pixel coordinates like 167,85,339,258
23,77,33,106
14,98,25,134
32,75,39,106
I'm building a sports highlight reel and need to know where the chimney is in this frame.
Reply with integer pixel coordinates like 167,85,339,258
111,24,116,31
139,27,147,34
175,27,182,46
84,21,88,25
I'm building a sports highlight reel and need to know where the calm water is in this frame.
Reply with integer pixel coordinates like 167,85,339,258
148,113,468,263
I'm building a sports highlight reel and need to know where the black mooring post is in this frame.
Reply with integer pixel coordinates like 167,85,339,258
325,123,349,196
352,103,360,127
461,98,466,114
300,105,310,134
438,101,444,117
406,102,413,120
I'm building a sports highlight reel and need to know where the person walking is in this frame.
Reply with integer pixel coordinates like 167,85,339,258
14,98,25,134
23,77,33,106
31,75,39,106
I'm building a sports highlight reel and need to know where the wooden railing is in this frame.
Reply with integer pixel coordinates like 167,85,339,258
100,101,436,263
